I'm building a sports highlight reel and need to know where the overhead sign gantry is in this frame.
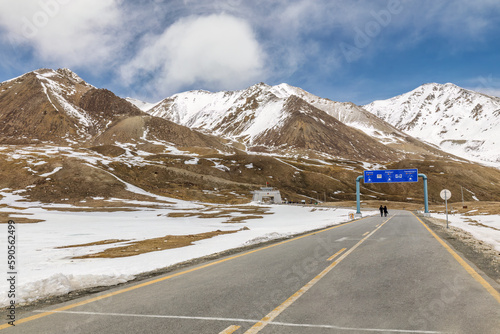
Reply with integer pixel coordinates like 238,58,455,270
363,168,418,183
355,169,429,217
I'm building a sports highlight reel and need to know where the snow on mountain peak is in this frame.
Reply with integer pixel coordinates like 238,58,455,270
147,83,290,143
364,83,500,165
56,68,91,86
32,69,94,128
125,97,160,112
145,81,421,155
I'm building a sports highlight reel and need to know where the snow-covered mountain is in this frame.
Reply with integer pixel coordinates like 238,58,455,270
125,97,159,112
146,82,445,159
147,83,396,142
2,68,500,208
364,83,500,166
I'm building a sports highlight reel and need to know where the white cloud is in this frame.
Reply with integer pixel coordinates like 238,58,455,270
1,1,499,101
465,75,500,98
121,13,265,98
0,0,124,70
478,89,500,98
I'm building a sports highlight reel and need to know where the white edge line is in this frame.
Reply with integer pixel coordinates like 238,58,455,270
269,320,447,333
34,310,258,323
36,310,447,333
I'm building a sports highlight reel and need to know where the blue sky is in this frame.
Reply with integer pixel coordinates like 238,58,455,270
1,0,499,105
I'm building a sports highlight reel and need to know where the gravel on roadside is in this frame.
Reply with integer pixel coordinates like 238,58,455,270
421,215,500,286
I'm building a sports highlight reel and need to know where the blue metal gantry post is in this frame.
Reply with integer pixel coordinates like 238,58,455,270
355,174,429,217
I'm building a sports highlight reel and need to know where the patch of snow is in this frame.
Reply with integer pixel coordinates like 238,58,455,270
39,166,63,177
125,97,160,112
433,213,500,252
207,158,230,172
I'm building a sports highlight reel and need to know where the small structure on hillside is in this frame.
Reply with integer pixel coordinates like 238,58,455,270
252,187,282,204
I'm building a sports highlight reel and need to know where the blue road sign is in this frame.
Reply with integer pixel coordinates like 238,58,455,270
364,169,418,184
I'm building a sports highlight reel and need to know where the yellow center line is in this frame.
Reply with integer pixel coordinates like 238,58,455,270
362,231,369,236
244,216,393,334
412,212,500,304
219,325,241,334
0,216,373,330
327,248,347,261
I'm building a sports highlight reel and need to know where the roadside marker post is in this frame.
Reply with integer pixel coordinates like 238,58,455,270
440,189,452,229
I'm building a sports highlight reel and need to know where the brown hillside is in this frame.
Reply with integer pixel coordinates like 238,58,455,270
0,72,86,143
93,115,231,154
252,96,399,161
79,88,144,135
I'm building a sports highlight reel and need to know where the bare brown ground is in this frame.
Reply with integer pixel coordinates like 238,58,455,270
0,212,43,224
441,201,500,215
225,215,264,223
0,194,176,223
166,205,272,223
465,219,500,232
72,228,248,259
42,207,138,212
56,239,130,249
0,203,44,223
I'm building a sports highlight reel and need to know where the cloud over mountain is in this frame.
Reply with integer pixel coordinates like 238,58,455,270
1,1,499,104
120,13,265,98
0,0,123,69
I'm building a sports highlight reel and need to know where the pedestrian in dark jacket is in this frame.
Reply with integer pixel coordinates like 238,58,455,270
379,205,384,217
383,206,388,217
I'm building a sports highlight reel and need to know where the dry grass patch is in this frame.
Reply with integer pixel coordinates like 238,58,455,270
57,239,130,249
0,204,30,211
0,212,43,224
167,205,272,223
43,207,138,212
166,212,199,218
225,215,264,223
73,228,248,259
464,219,500,232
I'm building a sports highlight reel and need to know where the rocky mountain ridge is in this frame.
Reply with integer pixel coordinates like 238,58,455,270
0,68,228,153
1,69,500,206
144,82,450,161
364,83,500,166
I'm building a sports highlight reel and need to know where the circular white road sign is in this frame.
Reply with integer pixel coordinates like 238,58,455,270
440,189,452,200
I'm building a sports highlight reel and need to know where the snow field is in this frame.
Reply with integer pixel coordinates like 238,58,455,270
0,194,370,307
433,213,500,252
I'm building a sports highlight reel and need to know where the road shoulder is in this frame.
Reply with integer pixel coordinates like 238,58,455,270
421,214,500,287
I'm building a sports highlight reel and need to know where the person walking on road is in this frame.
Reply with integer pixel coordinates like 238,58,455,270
379,205,384,217
383,205,388,217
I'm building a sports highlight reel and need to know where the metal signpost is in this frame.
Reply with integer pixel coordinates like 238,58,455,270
440,189,452,229
355,169,429,218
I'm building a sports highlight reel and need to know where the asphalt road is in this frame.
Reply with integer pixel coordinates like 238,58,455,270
3,211,500,333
